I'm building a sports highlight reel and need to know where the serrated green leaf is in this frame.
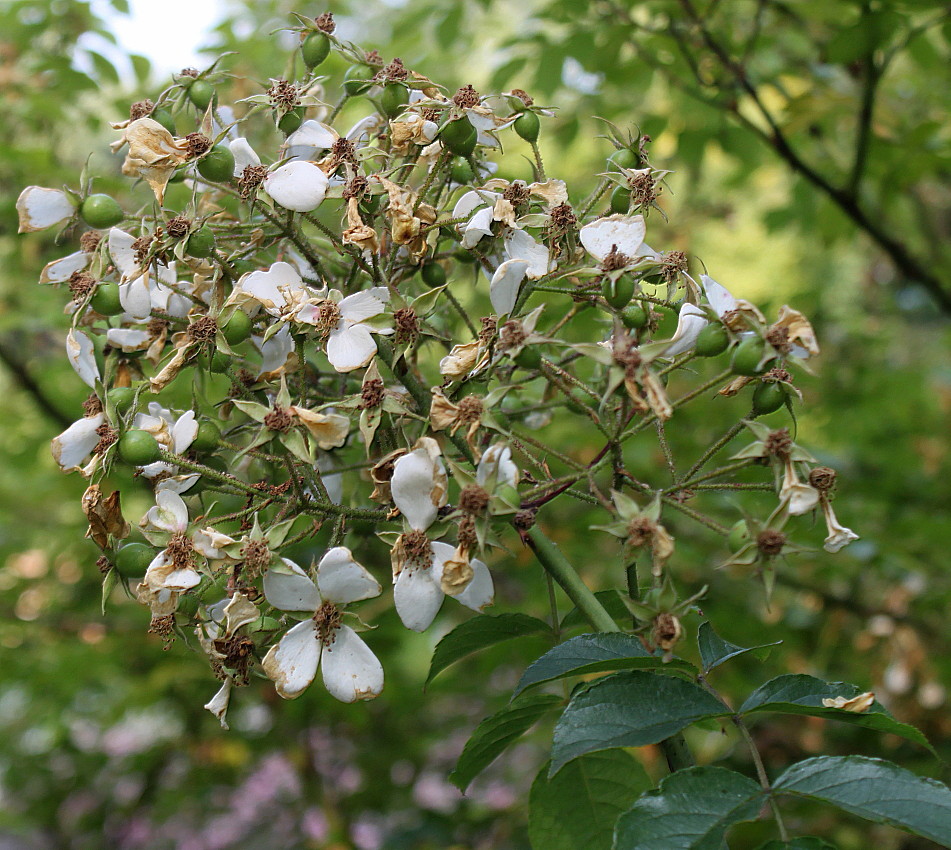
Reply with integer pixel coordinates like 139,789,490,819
425,613,552,687
739,674,933,753
614,766,763,850
513,633,694,698
450,693,561,791
774,756,951,844
550,671,726,774
530,751,652,850
698,621,781,673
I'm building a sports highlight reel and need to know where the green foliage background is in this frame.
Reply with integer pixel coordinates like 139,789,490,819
1,0,949,847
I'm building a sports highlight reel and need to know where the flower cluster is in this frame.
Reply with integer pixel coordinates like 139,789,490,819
18,14,856,727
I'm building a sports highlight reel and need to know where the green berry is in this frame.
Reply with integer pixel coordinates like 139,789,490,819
191,420,221,453
186,225,216,258
513,346,542,370
114,542,156,577
449,156,475,184
727,520,750,553
197,146,235,184
752,380,787,416
731,336,769,376
609,185,630,214
513,111,540,143
278,107,304,135
609,148,639,169
621,303,648,329
221,310,252,345
380,83,409,118
90,282,123,315
601,274,636,310
151,108,176,135
440,118,478,157
80,194,124,229
343,65,372,96
421,262,447,287
107,386,136,414
694,323,730,357
301,32,331,69
117,430,161,465
187,79,215,111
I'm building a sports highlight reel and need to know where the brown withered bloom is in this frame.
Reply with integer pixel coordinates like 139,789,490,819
129,99,154,120
267,79,300,112
68,271,96,300
756,529,786,557
184,132,212,158
263,405,294,433
314,11,335,32
453,84,481,108
809,466,837,494
79,231,102,253
238,164,268,200
187,316,218,343
166,215,191,239
601,244,630,272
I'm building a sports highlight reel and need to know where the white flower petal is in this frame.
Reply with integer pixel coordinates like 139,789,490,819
51,414,104,471
477,444,518,489
108,228,139,281
106,328,151,351
664,304,708,356
320,625,383,703
172,410,198,455
317,547,381,605
822,500,859,553
504,229,551,279
264,161,329,212
452,190,500,221
433,543,494,613
579,214,647,262
391,448,444,531
41,251,89,285
66,329,100,388
120,278,153,321
394,565,443,632
285,120,338,150
204,680,232,729
337,288,390,322
240,261,302,315
264,558,321,612
462,206,494,248
489,259,529,316
701,274,737,318
262,619,321,699
326,323,378,372
345,114,383,142
256,325,295,377
229,137,261,176
17,187,74,233
146,489,188,533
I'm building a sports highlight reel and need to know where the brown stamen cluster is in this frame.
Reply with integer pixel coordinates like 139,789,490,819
628,170,659,207
240,538,272,577
213,635,256,685
310,300,342,340
342,174,368,201
179,67,199,78
453,84,481,108
480,316,498,345
502,181,530,206
184,132,212,158
314,11,335,32
129,99,154,120
661,250,688,283
264,404,294,433
764,428,792,459
509,89,534,108
97,555,110,575
393,306,419,345
763,366,791,384
513,508,537,531
267,79,300,112
166,531,195,567
457,515,478,549
377,57,408,82
420,107,439,122
313,600,343,645
166,215,191,239
132,235,153,266
82,393,103,417
147,318,169,337
329,137,357,168
79,231,101,253
361,378,386,409
148,614,176,646
601,244,630,272
627,516,657,547
459,484,490,516
401,529,433,569
93,424,118,455
765,325,791,354
757,529,786,557
456,395,483,423
498,319,527,352
808,466,837,494
187,315,218,343
238,164,269,200
652,612,682,650
365,50,384,67
549,202,576,234
68,271,96,300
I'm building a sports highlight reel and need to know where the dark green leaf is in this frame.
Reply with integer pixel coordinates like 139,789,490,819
698,621,781,673
561,589,631,630
425,613,551,686
614,766,763,849
755,839,838,850
739,674,933,752
514,633,693,698
450,693,562,791
530,751,652,850
550,671,726,774
775,756,951,844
